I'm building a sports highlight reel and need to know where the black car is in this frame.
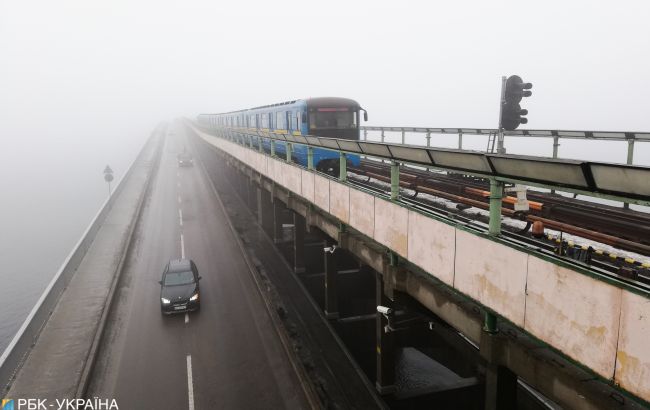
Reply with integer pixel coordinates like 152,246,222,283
159,259,201,314
177,152,193,167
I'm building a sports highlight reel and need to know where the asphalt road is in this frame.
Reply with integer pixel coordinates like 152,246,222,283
88,124,308,410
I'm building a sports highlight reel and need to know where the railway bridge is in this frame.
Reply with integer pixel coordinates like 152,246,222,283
1,120,650,410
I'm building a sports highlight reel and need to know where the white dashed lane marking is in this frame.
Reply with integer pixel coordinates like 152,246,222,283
187,355,195,410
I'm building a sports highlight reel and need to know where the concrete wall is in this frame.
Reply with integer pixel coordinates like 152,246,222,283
196,128,650,403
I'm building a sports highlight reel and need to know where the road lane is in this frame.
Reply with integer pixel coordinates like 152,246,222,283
88,125,308,409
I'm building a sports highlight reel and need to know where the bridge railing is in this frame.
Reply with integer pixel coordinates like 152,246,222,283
360,126,650,166
200,125,650,207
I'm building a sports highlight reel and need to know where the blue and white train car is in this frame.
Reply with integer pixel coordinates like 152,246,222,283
198,97,367,174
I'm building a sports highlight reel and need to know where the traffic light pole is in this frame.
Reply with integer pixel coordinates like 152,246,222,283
496,76,507,154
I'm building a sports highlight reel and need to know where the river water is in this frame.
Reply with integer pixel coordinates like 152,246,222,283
0,128,148,354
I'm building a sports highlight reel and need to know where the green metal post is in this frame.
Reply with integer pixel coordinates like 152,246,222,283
489,178,503,236
307,147,314,170
551,136,560,194
624,139,635,209
484,312,498,334
389,251,398,267
258,136,262,152
627,138,635,165
339,152,347,182
286,142,293,162
391,161,400,200
270,140,275,157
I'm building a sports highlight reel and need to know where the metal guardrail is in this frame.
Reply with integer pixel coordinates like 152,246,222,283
361,126,650,141
361,126,650,170
0,129,158,395
200,125,650,206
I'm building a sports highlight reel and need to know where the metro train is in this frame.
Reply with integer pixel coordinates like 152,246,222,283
197,97,367,174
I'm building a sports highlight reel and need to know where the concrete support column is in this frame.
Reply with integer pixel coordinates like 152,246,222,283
375,272,396,394
248,180,257,215
293,213,306,274
324,240,339,319
239,173,247,201
484,364,517,410
273,200,285,244
258,189,273,234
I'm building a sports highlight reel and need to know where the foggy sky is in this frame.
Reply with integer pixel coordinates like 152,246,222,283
0,0,649,327
2,0,649,133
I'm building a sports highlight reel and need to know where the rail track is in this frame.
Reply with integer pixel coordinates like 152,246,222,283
349,159,650,288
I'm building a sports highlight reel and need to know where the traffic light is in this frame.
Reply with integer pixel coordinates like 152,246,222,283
501,75,532,131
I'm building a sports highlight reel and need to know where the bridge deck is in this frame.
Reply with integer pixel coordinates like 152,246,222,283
191,124,650,405
7,134,160,399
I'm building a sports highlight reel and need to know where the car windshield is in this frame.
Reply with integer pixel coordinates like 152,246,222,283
164,270,195,286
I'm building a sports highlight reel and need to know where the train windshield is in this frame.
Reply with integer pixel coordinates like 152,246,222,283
309,108,357,129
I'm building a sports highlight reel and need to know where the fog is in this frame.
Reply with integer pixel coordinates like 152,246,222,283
0,0,649,349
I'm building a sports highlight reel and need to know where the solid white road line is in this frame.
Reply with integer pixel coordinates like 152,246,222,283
180,234,186,259
179,209,183,227
187,355,195,410
178,196,182,204
185,313,189,324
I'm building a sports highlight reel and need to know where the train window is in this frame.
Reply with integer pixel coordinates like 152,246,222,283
261,113,269,129
292,111,299,130
309,109,356,129
276,111,286,130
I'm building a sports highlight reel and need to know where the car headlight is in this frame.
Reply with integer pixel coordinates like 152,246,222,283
189,293,199,301
161,298,171,304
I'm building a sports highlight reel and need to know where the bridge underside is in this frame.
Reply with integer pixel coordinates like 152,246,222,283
190,129,646,410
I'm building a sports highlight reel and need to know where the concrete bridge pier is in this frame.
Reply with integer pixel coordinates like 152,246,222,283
376,271,397,395
481,330,518,410
324,239,339,319
292,213,306,274
257,187,273,233
247,178,257,218
272,198,286,244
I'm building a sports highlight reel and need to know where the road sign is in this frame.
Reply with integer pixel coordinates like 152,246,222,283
104,165,114,195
